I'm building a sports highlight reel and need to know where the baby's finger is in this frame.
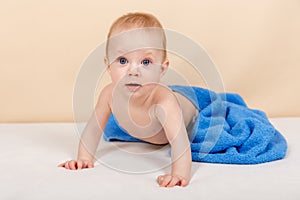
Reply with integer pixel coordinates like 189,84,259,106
77,160,83,170
157,175,168,185
69,160,76,170
81,161,86,168
65,161,70,170
58,162,65,167
160,175,172,187
87,162,94,168
166,176,180,187
179,178,189,187
157,175,164,185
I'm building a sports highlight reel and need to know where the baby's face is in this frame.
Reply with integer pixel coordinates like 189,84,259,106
105,28,168,96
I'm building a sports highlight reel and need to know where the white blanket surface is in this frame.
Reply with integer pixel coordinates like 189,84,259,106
0,118,299,200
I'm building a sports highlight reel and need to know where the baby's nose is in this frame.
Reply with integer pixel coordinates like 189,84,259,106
127,64,140,76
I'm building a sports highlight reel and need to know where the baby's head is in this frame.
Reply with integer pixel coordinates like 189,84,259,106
104,12,169,95
105,12,167,64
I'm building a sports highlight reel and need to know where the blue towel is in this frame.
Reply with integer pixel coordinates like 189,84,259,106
103,85,287,164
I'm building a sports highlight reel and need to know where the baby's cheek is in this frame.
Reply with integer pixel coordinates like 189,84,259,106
110,71,126,83
142,72,161,83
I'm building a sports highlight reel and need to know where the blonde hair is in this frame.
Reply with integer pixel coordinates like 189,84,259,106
106,12,167,61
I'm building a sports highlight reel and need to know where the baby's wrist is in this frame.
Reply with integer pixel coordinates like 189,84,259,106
171,173,189,181
77,156,94,162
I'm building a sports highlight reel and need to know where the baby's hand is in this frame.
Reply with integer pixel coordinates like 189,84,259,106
157,174,189,187
58,159,94,170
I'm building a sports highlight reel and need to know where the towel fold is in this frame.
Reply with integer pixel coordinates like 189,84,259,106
103,85,287,164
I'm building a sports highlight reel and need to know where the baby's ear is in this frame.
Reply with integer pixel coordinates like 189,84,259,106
160,59,169,77
104,56,111,74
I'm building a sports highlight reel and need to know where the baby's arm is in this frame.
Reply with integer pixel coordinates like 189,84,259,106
58,85,112,170
155,93,192,187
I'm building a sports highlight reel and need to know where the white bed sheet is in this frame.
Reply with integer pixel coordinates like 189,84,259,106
0,118,299,200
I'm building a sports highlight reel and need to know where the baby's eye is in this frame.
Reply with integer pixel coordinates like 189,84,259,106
141,59,151,66
118,57,128,65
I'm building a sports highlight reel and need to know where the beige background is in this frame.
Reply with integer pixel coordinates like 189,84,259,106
1,0,299,123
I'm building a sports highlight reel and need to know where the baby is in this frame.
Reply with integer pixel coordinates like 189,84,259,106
59,12,199,187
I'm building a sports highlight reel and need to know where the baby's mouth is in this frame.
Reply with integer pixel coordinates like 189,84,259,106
125,83,142,86
125,83,142,91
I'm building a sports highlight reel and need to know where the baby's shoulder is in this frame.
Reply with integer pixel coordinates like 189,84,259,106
98,84,113,97
97,83,113,105
153,85,179,105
